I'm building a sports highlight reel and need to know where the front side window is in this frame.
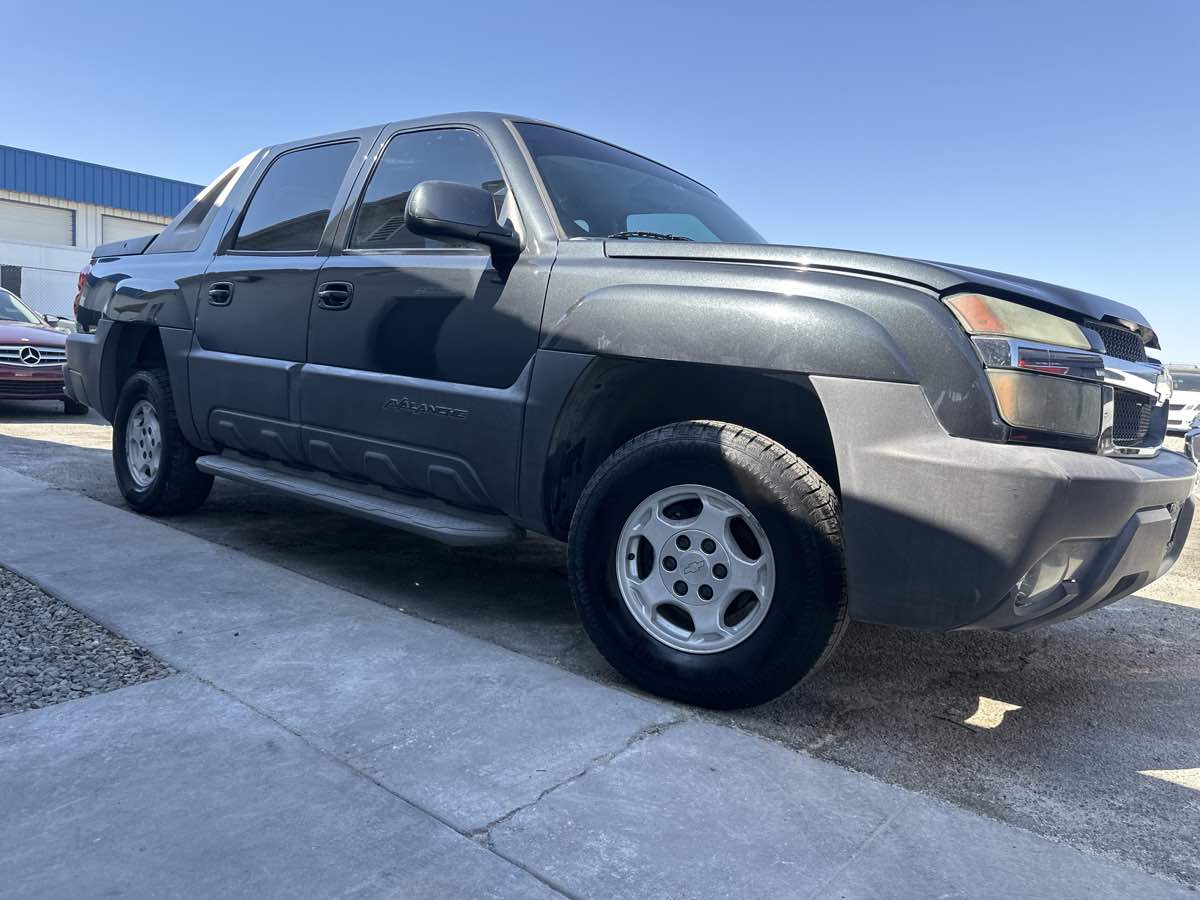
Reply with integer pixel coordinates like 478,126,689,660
349,129,507,250
234,142,358,252
514,122,763,243
0,289,40,324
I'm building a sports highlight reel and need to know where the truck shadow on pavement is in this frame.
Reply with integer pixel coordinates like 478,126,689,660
1,416,1198,886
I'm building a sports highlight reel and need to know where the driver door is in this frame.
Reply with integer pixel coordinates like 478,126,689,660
298,127,547,512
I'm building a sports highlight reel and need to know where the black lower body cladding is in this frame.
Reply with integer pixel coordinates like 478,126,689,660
809,376,1196,631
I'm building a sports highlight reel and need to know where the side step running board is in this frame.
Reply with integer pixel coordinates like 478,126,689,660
195,453,522,547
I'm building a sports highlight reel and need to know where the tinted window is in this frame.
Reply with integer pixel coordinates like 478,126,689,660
0,289,40,324
234,142,357,252
515,122,762,243
349,129,506,250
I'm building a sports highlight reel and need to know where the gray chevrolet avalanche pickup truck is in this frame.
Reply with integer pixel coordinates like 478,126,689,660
66,113,1196,708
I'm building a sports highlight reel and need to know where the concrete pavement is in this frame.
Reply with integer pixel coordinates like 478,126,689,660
5,407,1197,885
0,467,1190,898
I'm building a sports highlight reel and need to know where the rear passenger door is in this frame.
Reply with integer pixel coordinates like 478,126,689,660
191,135,374,461
300,127,548,513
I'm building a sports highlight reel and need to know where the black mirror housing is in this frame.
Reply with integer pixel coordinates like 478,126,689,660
405,180,521,256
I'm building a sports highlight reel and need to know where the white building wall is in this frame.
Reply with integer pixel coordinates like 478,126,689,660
0,188,170,317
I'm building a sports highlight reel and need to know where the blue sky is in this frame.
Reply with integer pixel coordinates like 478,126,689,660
7,1,1197,360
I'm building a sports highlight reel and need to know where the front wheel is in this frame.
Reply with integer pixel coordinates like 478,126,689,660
113,369,212,515
568,421,847,709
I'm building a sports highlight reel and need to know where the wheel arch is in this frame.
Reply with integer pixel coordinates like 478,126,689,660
99,323,202,448
540,356,838,540
98,323,161,419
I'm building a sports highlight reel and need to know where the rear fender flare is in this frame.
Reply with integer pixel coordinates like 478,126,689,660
98,323,202,447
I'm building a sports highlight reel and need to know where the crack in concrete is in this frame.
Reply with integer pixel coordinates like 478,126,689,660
466,714,690,848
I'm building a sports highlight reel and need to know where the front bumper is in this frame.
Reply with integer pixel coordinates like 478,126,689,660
64,329,103,412
811,376,1197,631
1168,412,1197,434
0,366,68,401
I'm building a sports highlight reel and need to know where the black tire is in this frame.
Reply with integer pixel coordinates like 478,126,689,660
568,421,847,709
113,369,213,516
63,397,88,416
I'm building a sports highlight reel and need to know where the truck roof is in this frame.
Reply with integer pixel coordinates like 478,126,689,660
259,112,706,191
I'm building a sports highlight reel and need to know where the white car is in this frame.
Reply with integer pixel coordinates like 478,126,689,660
1168,366,1200,433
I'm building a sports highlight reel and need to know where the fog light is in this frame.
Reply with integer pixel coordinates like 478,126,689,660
1013,539,1098,611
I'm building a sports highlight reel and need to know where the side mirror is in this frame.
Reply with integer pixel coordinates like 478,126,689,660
43,314,60,326
405,181,521,257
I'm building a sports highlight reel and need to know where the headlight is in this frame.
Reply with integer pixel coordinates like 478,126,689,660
987,369,1103,438
945,293,1092,350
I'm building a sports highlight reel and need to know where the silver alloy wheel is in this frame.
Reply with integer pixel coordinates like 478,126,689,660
126,399,162,489
615,484,776,654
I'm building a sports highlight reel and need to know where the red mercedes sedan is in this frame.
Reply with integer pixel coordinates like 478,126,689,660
0,288,86,414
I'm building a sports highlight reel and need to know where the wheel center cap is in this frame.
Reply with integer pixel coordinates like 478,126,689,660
681,555,706,577
658,529,730,602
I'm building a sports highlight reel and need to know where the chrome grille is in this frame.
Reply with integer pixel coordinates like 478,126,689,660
0,344,68,367
1112,389,1154,445
1086,321,1147,363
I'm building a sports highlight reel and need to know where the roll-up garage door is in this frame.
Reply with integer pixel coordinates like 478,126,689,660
101,215,162,243
0,199,75,245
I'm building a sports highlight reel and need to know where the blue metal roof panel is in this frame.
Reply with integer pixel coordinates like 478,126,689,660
0,145,203,218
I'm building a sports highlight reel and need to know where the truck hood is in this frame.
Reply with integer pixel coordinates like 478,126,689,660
604,241,1156,344
0,321,67,345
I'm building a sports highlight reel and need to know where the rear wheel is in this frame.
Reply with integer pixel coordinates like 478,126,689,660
568,421,847,709
113,369,212,515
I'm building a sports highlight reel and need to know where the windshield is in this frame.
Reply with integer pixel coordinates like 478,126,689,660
515,123,764,243
0,289,41,325
1173,372,1200,392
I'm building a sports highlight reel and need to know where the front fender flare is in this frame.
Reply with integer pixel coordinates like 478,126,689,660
543,284,916,383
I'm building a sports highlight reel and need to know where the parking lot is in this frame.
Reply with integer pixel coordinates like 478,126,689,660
1,400,1197,887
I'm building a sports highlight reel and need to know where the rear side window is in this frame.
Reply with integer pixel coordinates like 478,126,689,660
234,142,358,252
349,129,506,250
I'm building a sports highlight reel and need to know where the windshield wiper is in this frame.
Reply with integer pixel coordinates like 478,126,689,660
605,230,694,242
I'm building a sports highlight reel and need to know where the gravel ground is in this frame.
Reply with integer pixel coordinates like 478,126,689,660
0,566,172,717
